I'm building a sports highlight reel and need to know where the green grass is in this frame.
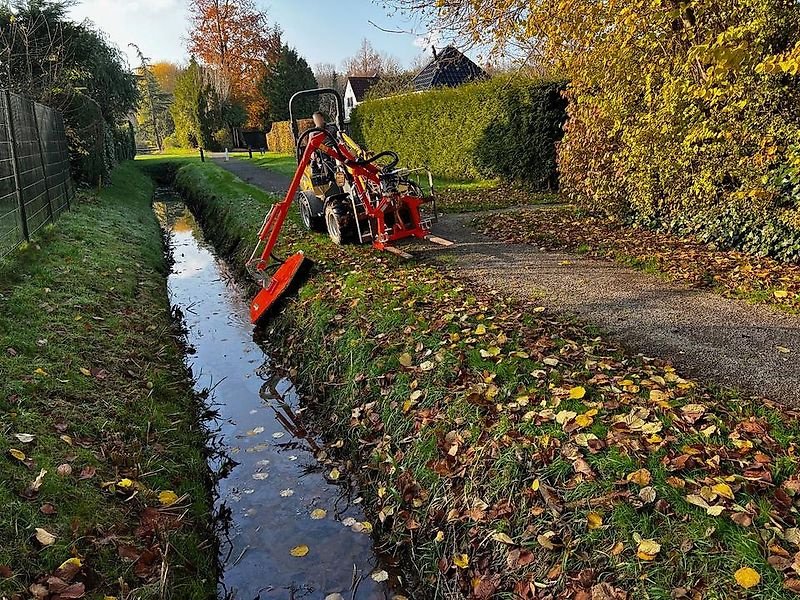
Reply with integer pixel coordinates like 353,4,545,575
0,162,215,599
232,151,299,179
167,160,800,598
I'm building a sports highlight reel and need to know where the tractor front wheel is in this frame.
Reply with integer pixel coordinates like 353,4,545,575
297,191,326,232
325,203,349,245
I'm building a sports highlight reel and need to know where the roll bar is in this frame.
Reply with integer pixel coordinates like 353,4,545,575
288,88,345,144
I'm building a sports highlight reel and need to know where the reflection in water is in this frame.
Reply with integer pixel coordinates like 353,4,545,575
155,194,401,600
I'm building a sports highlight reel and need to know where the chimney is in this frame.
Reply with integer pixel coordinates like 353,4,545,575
431,45,438,60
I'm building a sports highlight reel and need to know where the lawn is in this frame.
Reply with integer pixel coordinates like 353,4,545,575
170,159,800,599
0,162,215,599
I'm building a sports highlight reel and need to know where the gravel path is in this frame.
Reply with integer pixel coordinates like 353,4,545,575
215,158,800,405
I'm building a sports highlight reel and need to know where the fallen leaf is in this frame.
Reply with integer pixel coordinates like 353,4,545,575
329,468,341,481
491,532,515,545
734,567,760,589
587,511,603,530
398,353,413,367
453,553,470,569
158,490,179,506
279,489,294,497
636,538,660,561
290,545,309,557
371,569,389,582
35,527,56,546
626,468,651,486
14,433,35,443
57,463,72,477
569,386,586,399
9,448,26,461
310,508,327,520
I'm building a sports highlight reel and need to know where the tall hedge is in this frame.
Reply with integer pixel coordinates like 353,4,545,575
266,118,314,153
350,77,567,187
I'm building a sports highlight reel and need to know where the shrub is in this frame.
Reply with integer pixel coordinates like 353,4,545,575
350,77,566,186
266,118,314,153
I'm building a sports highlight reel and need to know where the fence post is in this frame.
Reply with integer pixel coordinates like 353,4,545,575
4,90,29,241
30,101,54,222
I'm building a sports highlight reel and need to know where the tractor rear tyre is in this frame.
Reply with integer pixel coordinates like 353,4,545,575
297,191,326,232
325,203,349,245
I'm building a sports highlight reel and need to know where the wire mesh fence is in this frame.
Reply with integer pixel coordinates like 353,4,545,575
0,90,74,259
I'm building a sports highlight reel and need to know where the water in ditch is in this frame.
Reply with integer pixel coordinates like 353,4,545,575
154,195,401,600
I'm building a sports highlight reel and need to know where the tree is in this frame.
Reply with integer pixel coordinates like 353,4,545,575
187,0,281,126
343,38,401,76
0,0,137,183
151,61,180,94
314,63,345,121
171,58,213,148
258,45,317,123
130,44,167,150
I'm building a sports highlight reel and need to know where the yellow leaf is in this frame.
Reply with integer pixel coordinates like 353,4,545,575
35,527,56,546
636,538,660,561
531,479,540,491
569,386,586,399
310,508,327,520
587,511,603,530
158,490,179,506
360,521,373,533
480,346,501,358
58,557,82,570
434,530,445,542
80,367,91,376
574,413,593,428
712,483,734,501
398,353,413,368
290,545,309,557
117,478,135,489
328,468,340,481
734,567,760,589
33,368,48,376
9,448,26,461
626,468,651,486
474,324,486,335
453,553,470,569
774,290,789,299
491,532,514,545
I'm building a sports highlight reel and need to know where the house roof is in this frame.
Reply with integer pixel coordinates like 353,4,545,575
347,76,380,102
412,46,488,91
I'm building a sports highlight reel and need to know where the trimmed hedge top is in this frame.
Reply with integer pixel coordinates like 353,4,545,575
350,76,567,188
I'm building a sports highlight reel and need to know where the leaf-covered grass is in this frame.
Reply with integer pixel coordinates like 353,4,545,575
173,160,800,599
0,162,215,599
474,207,800,313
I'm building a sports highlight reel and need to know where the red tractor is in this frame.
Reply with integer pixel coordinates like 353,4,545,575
247,88,450,324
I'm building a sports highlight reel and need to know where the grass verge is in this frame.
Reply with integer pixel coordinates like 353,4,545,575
475,207,800,313
172,159,800,598
0,162,215,599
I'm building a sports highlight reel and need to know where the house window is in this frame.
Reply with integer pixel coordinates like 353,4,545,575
347,97,354,108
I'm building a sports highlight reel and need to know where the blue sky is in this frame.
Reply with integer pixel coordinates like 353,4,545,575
68,0,440,71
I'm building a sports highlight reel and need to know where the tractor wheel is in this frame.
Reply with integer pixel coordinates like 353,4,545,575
325,202,349,245
297,191,326,232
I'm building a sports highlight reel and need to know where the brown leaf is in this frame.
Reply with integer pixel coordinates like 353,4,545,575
0,565,12,578
78,466,96,480
58,582,86,598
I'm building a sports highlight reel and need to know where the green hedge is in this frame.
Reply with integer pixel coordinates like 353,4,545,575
350,77,567,187
266,118,314,153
